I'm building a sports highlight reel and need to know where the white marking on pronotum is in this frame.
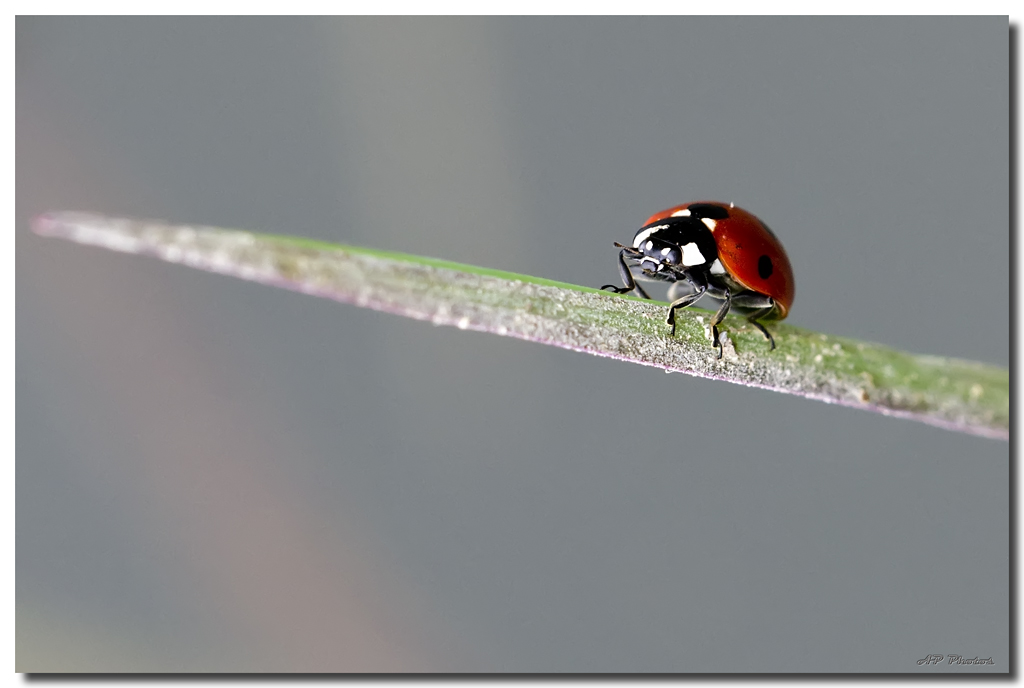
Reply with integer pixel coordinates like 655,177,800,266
701,218,717,231
632,224,667,248
660,247,671,256
645,240,654,251
681,242,705,266
710,258,726,274
671,208,691,217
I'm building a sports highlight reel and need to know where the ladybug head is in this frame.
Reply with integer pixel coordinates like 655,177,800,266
633,235,682,275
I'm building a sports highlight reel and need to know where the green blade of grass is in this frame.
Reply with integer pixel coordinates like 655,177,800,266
33,212,1009,441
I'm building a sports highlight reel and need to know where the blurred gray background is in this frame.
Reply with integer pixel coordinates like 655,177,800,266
17,17,1008,672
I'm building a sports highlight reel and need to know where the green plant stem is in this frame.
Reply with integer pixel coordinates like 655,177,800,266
33,212,1009,441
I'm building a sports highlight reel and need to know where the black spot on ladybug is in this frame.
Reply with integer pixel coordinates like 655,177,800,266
687,203,730,220
759,220,779,240
758,255,773,279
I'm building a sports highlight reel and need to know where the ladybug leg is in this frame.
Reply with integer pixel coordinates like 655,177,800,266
746,305,776,351
731,293,777,352
708,289,733,359
666,273,708,336
601,246,651,299
666,287,707,335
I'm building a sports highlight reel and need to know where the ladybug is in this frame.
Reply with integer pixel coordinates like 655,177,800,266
602,201,794,358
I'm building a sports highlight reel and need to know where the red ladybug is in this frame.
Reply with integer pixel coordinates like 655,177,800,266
602,201,794,358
